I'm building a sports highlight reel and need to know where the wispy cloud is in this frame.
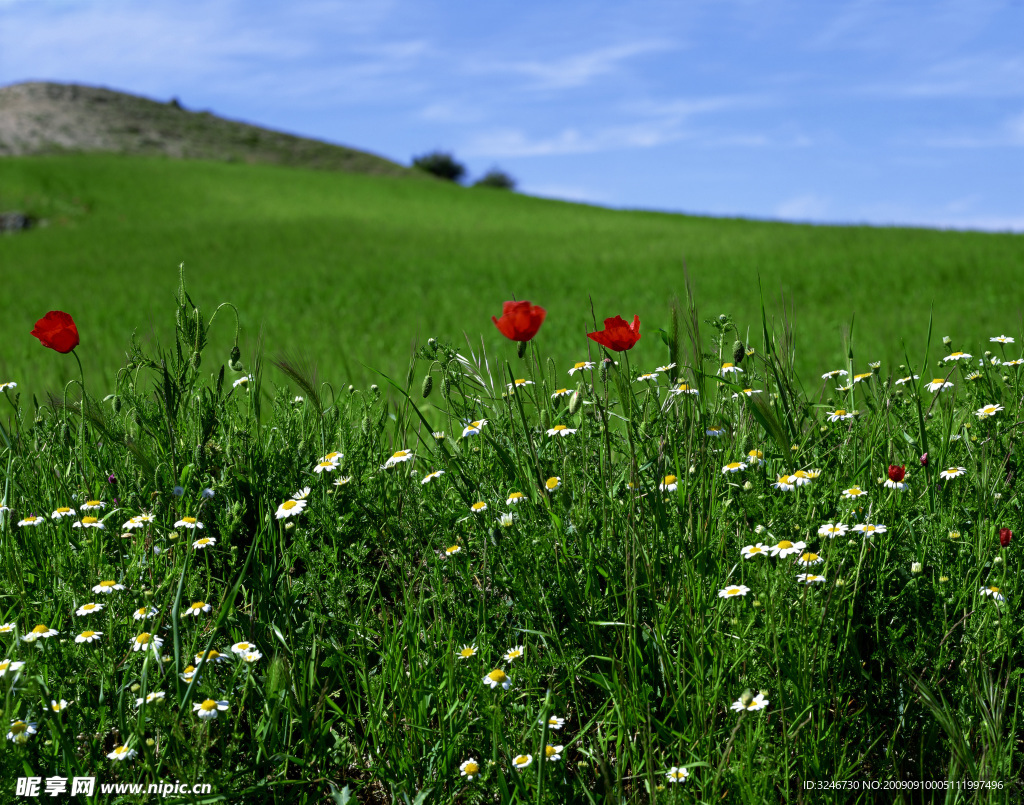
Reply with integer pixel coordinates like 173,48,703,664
775,194,830,221
466,40,676,90
925,109,1024,147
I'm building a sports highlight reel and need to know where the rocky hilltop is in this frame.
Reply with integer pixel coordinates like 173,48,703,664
0,81,414,177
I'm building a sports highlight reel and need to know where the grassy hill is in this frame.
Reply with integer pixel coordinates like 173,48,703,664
1,153,1023,406
0,81,414,176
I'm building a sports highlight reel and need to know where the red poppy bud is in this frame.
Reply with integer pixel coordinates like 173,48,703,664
587,315,641,352
492,301,546,342
919,453,928,466
999,528,1012,548
888,464,906,483
31,311,79,354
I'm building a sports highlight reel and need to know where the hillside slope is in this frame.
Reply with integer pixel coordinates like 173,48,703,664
0,81,414,177
2,154,1022,406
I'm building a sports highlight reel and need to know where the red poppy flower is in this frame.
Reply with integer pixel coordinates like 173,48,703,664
1000,528,1012,548
587,315,641,352
31,311,79,354
888,465,906,483
492,301,546,342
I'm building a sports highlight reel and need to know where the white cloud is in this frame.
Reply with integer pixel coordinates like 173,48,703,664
775,194,830,220
466,40,677,91
521,183,612,206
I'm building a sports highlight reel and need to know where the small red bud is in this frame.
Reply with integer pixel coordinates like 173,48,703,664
919,453,928,466
999,528,1012,548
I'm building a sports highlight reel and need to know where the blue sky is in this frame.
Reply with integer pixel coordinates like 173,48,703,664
2,0,1022,230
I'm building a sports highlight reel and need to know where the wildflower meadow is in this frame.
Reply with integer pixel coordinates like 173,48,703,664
0,269,1021,803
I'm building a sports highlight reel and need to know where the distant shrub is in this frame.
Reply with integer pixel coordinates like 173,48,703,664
412,151,466,183
473,168,516,191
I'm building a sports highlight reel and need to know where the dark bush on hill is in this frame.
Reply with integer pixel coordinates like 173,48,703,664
473,168,516,190
412,150,466,182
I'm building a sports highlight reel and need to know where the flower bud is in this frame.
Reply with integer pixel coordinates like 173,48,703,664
743,481,753,491
421,375,433,398
228,344,243,372
568,387,583,416
919,453,928,466
942,336,952,346
911,562,923,574
732,340,745,365
999,528,1012,547
517,341,528,359
370,384,379,395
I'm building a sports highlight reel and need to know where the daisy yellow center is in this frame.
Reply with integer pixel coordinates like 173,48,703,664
545,745,558,757
282,501,297,510
794,471,808,478
471,421,483,427
200,699,218,711
834,409,846,416
472,502,486,510
777,540,793,549
487,669,508,683
100,581,115,587
459,647,475,657
464,761,479,774
546,478,559,489
393,451,408,458
507,649,522,658
83,604,97,611
85,500,101,506
202,651,221,659
573,362,588,369
182,517,196,524
81,630,96,638
32,624,49,634
57,507,71,513
10,722,27,735
515,378,526,385
727,463,743,469
82,517,98,524
447,545,461,553
723,363,734,368
801,553,819,562
990,587,1000,593
663,475,677,484
197,538,211,545
509,492,523,500
183,665,196,674
932,378,944,384
749,547,764,553
677,384,690,390
318,462,333,468
514,755,530,765
726,587,741,595
137,633,151,643
191,602,205,609
552,425,567,431
749,450,763,458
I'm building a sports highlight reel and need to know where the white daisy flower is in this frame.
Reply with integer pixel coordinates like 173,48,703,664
894,375,919,385
0,659,26,677
74,630,102,643
313,460,337,474
797,552,824,566
503,645,525,663
545,477,561,492
50,698,72,712
821,369,848,380
722,462,747,474
852,523,887,536
456,644,477,660
92,580,124,594
546,425,577,437
544,744,564,762
841,486,867,499
51,506,77,519
275,498,307,519
550,388,572,399
8,720,37,744
193,699,229,720
541,715,566,730
233,375,252,388
136,691,166,706
746,449,764,466
731,692,770,711
770,540,805,558
656,363,677,372
797,574,827,584
717,585,750,598
460,758,481,780
506,492,526,505
991,335,1015,344
461,420,487,438
421,470,445,485
939,467,967,480
636,373,659,382
131,633,163,653
741,543,769,559
383,449,414,467
470,501,487,514
507,378,535,392
512,754,533,770
976,404,1003,418
773,475,796,492
75,602,104,616
666,766,690,783
979,586,1005,601
482,669,511,689
659,475,678,492
192,536,216,549
72,516,105,529
132,607,158,621
942,351,972,363
817,523,848,538
718,363,743,376
826,409,855,422
926,378,953,392
568,361,595,375
173,517,203,529
183,601,212,618
242,650,262,663
671,383,699,395
17,515,45,527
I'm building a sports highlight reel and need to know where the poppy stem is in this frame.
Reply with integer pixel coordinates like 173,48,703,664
70,348,88,486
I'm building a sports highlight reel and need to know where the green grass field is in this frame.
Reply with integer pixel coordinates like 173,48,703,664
1,239,1022,801
2,154,1022,408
